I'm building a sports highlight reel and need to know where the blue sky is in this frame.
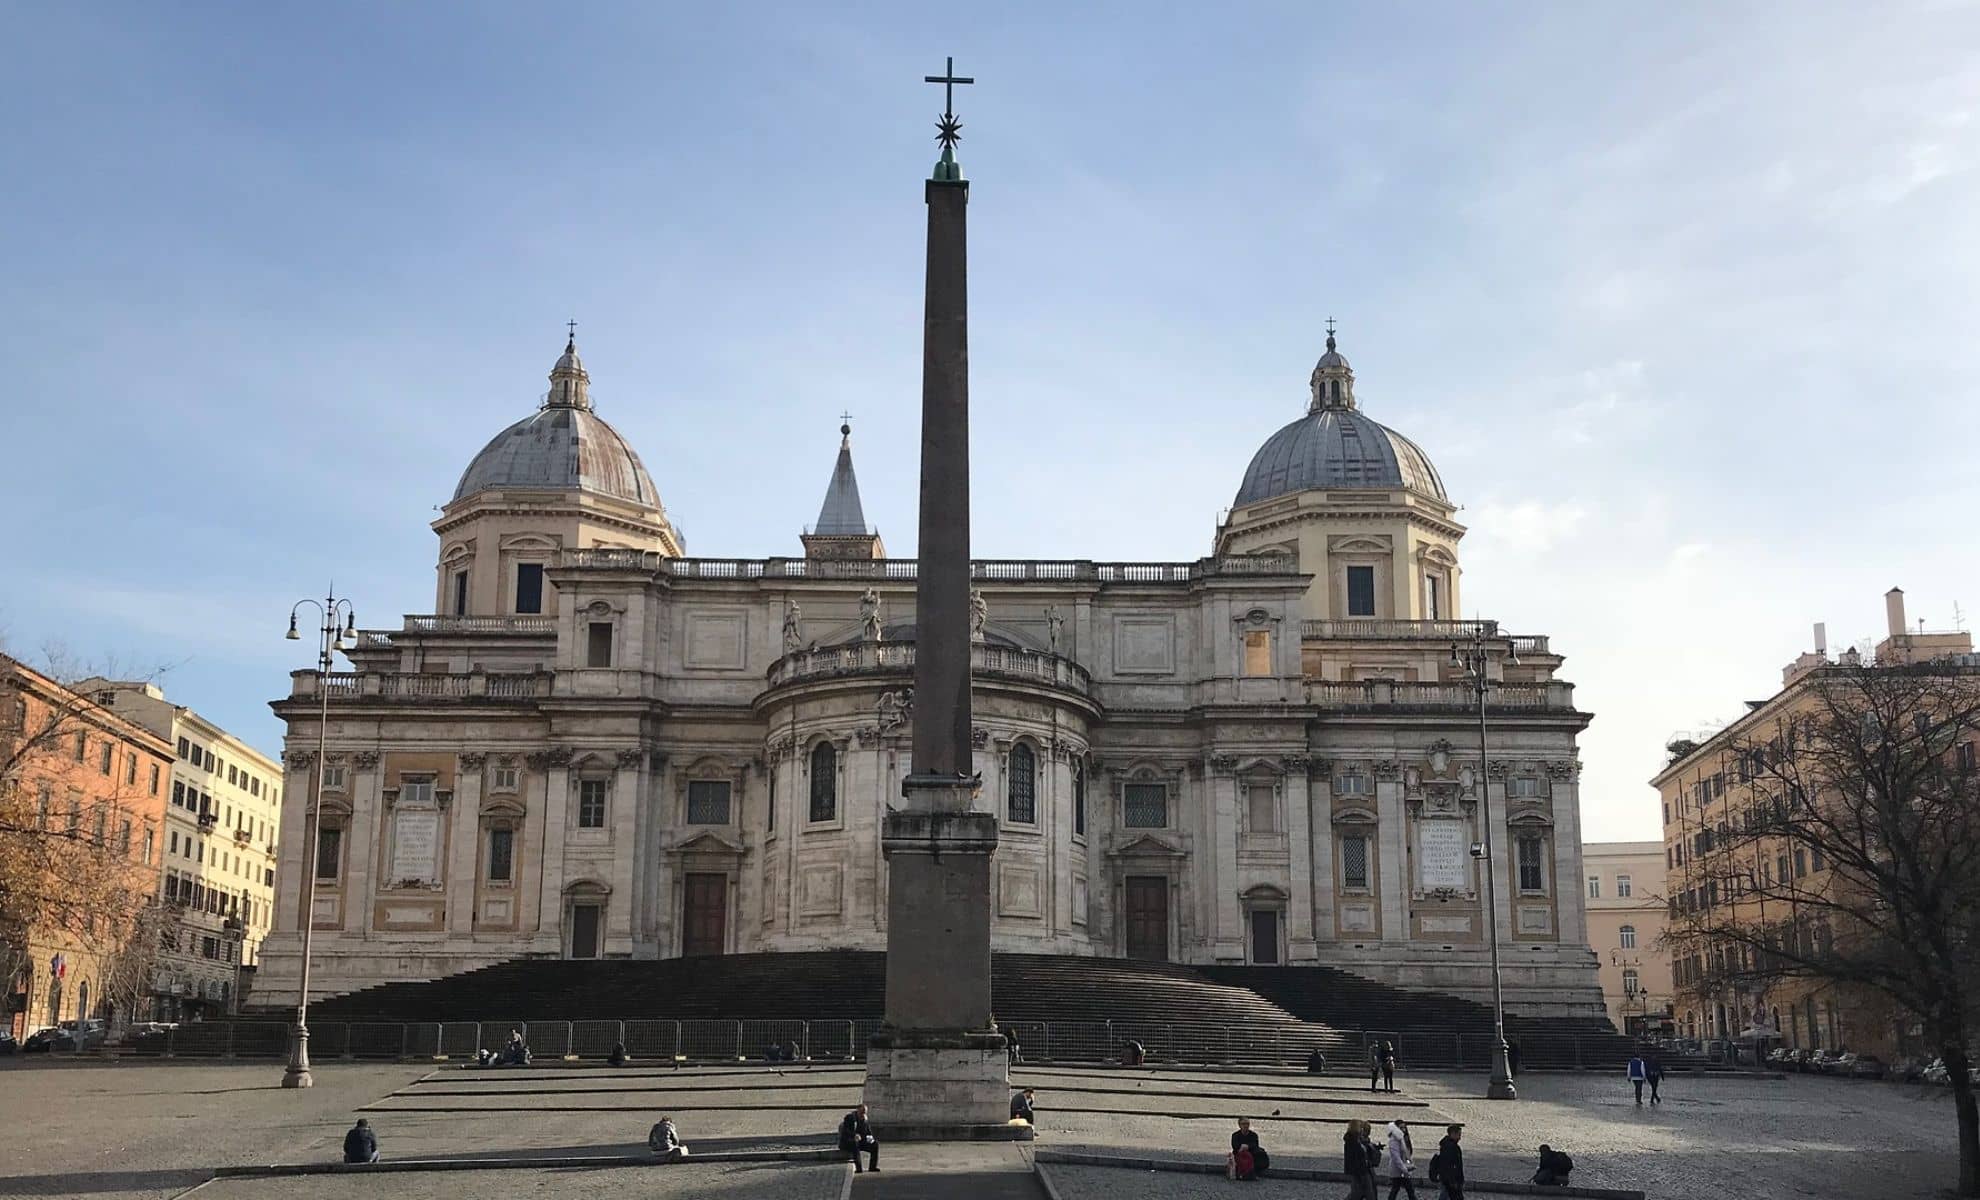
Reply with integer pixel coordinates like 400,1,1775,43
4,3,1978,841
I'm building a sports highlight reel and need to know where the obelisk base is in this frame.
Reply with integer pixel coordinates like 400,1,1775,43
865,796,1010,1132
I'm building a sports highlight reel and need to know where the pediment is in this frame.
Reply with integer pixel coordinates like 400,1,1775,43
668,830,747,857
1107,832,1186,859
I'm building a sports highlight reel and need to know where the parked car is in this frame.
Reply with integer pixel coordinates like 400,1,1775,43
1849,1055,1888,1079
0,1029,16,1055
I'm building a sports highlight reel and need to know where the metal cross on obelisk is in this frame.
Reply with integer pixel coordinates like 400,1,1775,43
864,54,1015,1137
925,56,973,178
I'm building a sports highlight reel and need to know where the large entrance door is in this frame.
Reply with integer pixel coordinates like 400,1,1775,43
570,903,600,959
1250,909,1280,964
682,873,727,957
1124,876,1169,962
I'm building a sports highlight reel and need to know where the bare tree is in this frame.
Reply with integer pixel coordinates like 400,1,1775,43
1667,663,1980,1196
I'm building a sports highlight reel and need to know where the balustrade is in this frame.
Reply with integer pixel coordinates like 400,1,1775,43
769,640,1091,692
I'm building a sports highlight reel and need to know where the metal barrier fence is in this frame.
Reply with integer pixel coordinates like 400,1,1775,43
114,1019,1633,1069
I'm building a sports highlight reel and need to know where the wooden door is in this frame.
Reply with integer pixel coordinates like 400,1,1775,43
570,903,600,959
682,873,727,957
1124,876,1169,962
1250,909,1280,964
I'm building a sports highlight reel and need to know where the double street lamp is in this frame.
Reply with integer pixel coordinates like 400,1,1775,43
1453,627,1519,1101
280,590,357,1089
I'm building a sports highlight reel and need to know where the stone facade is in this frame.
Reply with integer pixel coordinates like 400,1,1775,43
256,334,1606,1018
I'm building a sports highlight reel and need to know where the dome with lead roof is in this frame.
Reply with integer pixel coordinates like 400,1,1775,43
452,336,661,508
1232,331,1446,508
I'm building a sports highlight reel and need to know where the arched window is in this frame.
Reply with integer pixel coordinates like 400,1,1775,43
1008,743,1036,824
809,742,837,823
1072,760,1087,836
1620,924,1638,949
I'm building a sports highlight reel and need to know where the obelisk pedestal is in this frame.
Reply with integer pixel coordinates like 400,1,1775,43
862,74,1017,1136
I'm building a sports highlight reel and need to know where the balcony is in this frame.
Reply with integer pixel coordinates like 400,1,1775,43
232,827,250,845
196,811,217,830
289,671,551,703
768,640,1092,694
1299,620,1551,658
357,614,557,648
559,552,1300,583
1308,678,1579,713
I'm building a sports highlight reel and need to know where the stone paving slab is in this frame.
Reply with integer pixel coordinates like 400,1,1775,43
195,1161,847,1200
847,1142,1041,1199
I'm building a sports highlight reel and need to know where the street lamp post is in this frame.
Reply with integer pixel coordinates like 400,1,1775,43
1454,627,1518,1100
280,589,356,1089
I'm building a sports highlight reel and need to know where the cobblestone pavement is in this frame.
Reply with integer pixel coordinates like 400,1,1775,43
196,1163,847,1200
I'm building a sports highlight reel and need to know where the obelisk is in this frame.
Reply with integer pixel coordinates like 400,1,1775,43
862,57,1014,1134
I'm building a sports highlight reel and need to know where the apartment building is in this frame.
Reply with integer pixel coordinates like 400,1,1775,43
1582,839,1673,1037
85,680,283,1019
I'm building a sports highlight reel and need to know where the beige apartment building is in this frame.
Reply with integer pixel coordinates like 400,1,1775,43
1654,588,1973,1054
86,681,283,1019
1582,840,1672,1037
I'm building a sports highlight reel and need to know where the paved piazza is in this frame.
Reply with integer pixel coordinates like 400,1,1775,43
0,1059,1961,1199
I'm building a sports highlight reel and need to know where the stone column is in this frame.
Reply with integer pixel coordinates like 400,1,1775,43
1209,758,1242,960
446,756,483,935
345,757,381,936
608,750,642,952
1375,770,1408,940
865,133,1010,1133
1285,756,1318,962
537,755,572,953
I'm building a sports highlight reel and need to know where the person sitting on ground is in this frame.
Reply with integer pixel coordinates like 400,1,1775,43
502,1029,530,1066
1121,1039,1146,1067
609,1041,629,1068
765,1042,785,1063
783,1038,802,1063
647,1115,687,1162
839,1103,879,1173
1306,1047,1328,1075
1385,1118,1418,1200
1230,1117,1269,1179
342,1118,379,1164
1430,1124,1464,1200
1010,1087,1036,1124
1532,1144,1574,1186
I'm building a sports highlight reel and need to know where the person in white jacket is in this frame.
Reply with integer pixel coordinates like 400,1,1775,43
1385,1119,1419,1200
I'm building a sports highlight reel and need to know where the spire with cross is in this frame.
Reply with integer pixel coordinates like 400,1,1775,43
924,55,973,182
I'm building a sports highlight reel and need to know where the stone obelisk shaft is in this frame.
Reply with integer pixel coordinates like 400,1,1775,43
910,175,972,783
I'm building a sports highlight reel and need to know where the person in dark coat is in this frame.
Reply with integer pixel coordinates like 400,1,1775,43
1532,1144,1573,1186
1010,1088,1036,1123
1432,1124,1464,1200
838,1103,879,1173
1380,1039,1398,1093
1230,1117,1270,1177
1307,1047,1328,1074
1645,1052,1664,1104
1344,1119,1380,1200
342,1119,378,1164
609,1041,629,1067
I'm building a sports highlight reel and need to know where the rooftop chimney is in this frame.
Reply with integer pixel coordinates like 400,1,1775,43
1887,588,1907,639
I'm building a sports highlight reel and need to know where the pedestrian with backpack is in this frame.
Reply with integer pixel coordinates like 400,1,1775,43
1627,1052,1648,1104
1428,1124,1463,1200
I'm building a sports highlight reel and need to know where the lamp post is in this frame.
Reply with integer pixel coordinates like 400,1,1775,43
1453,627,1518,1100
1611,948,1645,1038
280,589,356,1089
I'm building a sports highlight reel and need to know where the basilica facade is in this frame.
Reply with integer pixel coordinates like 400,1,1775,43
258,331,1605,1017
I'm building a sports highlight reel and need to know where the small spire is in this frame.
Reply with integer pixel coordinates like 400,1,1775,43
1309,320,1356,413
813,420,870,536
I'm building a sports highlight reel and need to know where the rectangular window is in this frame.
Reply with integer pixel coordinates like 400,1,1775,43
149,763,161,795
577,779,608,828
1335,772,1369,796
173,780,186,806
452,570,469,617
1123,782,1168,828
1345,565,1377,617
687,779,732,824
1517,836,1546,893
487,827,514,882
126,753,138,786
514,563,545,614
1241,630,1272,676
315,827,343,881
586,622,614,668
323,764,347,790
493,764,520,791
170,830,180,855
1509,777,1540,798
1811,846,1825,872
1616,873,1632,898
177,737,190,759
1587,876,1601,899
1794,848,1808,878
250,776,260,797
143,829,154,863
1424,574,1441,620
1960,741,1977,772
227,765,237,786
1246,783,1276,833
1341,834,1370,889
1073,763,1087,837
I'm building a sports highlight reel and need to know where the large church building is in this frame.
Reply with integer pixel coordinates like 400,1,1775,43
258,329,1605,1017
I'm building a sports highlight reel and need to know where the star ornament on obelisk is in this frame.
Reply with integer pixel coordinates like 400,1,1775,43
862,55,1020,1140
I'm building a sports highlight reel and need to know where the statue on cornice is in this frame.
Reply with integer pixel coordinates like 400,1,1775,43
859,588,884,644
970,588,988,643
782,599,803,654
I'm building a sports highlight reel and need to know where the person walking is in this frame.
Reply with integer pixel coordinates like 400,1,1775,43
1646,1052,1664,1104
1231,1117,1270,1178
1344,1119,1380,1200
1627,1051,1648,1105
1430,1124,1464,1200
647,1115,688,1161
1384,1118,1419,1200
341,1119,379,1164
839,1103,879,1173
